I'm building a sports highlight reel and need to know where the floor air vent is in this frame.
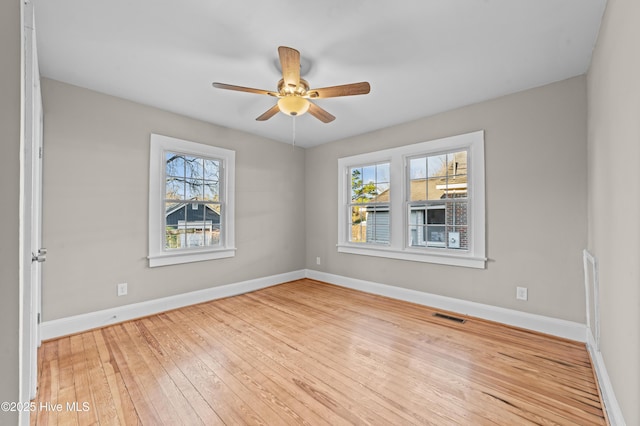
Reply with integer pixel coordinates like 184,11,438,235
433,313,466,323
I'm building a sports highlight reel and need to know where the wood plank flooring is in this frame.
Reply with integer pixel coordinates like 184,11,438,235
31,279,607,425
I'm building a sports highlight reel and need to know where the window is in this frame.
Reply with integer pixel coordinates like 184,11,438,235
337,131,485,268
408,150,468,250
148,134,235,267
164,153,221,249
349,162,390,244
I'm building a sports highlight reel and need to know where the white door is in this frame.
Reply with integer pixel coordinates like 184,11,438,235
21,0,44,416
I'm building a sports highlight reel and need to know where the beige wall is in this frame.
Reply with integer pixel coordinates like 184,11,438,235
587,0,640,423
306,76,588,323
41,79,306,320
0,0,21,424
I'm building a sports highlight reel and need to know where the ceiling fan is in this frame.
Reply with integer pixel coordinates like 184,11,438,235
212,46,370,123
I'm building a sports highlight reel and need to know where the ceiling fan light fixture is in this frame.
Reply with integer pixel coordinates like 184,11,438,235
277,96,310,116
213,46,368,123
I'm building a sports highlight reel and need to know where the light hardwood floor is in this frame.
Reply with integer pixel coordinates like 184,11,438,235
31,279,607,425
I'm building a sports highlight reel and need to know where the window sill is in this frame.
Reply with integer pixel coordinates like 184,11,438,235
148,247,236,267
336,244,486,269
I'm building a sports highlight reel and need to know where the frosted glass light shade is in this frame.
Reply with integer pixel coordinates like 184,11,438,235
277,96,310,116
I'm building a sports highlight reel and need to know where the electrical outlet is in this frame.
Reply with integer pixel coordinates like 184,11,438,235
516,286,528,301
117,282,128,296
316,257,321,265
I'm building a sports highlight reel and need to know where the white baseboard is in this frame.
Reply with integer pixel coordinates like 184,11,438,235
586,330,626,426
40,270,306,340
42,268,587,343
41,268,623,424
305,269,587,342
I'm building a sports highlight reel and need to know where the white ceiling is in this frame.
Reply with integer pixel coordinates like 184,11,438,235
33,0,606,148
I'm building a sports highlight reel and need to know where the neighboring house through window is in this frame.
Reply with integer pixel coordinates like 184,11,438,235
407,149,468,249
349,162,390,244
148,134,235,267
337,131,485,268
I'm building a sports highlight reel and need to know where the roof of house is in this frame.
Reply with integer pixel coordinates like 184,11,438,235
165,201,220,218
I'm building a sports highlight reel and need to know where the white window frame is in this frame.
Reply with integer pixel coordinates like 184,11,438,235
337,130,486,269
148,133,236,267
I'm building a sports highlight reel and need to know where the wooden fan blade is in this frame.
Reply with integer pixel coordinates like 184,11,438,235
307,82,370,99
307,102,335,123
256,104,280,121
212,82,278,97
278,46,301,89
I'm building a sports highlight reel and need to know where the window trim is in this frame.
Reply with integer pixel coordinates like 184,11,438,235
148,133,236,267
337,130,486,269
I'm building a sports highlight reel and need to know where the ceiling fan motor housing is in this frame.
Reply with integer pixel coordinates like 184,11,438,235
277,78,311,116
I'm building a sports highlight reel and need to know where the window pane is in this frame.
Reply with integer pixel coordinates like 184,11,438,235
447,226,468,250
184,156,203,179
410,157,426,179
186,178,204,199
165,202,185,224
376,183,390,198
165,177,184,200
409,225,426,247
409,178,426,201
376,163,390,183
426,205,446,224
409,208,425,225
351,205,366,224
448,151,467,177
165,203,185,249
365,206,389,244
204,159,219,181
166,226,186,250
426,225,446,247
427,177,446,200
409,158,426,201
447,201,468,226
408,207,426,247
355,179,374,202
362,165,377,185
184,204,205,247
205,204,221,246
165,152,185,178
165,225,179,249
351,167,364,202
184,203,222,248
350,206,367,242
427,154,447,178
447,151,468,199
351,163,389,203
351,223,366,242
203,180,219,201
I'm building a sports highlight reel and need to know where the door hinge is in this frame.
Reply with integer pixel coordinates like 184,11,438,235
37,313,41,324
32,248,47,263
39,146,43,159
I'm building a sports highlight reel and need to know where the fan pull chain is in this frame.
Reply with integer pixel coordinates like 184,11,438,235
291,116,296,149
